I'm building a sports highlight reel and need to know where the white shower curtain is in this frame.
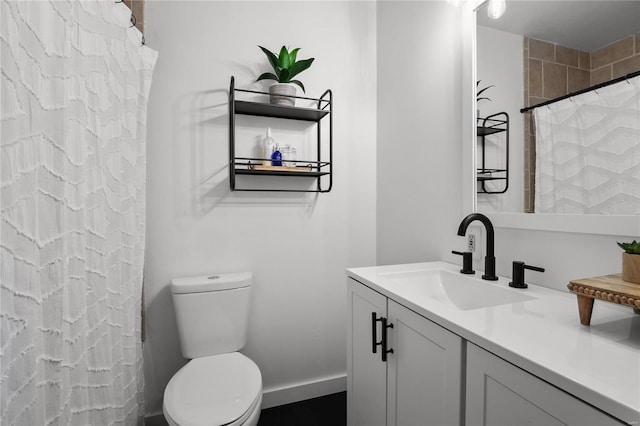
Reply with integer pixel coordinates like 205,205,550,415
534,75,640,214
1,1,156,425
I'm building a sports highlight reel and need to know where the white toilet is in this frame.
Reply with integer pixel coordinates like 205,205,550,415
163,272,262,426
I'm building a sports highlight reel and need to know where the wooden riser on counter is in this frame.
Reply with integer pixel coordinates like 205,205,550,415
567,274,640,325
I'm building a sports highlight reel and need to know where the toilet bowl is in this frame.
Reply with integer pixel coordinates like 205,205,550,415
163,273,262,426
163,353,262,426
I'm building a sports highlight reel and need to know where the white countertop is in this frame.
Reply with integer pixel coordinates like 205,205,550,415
347,261,640,425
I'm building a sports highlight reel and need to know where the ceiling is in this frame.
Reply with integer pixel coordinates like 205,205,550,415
477,0,640,52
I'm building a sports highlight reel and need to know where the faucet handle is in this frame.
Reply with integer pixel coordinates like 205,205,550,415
509,261,545,289
452,251,475,275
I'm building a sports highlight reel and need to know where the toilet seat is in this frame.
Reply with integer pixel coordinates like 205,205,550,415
163,352,262,426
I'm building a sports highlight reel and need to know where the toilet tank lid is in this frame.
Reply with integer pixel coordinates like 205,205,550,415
171,272,252,294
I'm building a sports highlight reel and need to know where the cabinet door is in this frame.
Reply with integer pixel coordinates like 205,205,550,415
347,279,388,426
386,300,463,426
466,343,625,426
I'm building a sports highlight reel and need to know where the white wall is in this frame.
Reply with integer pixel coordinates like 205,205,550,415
377,1,464,265
143,1,377,415
476,26,524,213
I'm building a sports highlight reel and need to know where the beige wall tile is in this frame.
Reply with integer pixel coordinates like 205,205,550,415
636,33,640,55
578,51,590,70
591,36,634,70
529,146,536,170
591,66,613,85
524,116,533,213
530,113,537,134
132,0,144,33
528,152,536,169
524,193,531,212
543,62,567,99
529,38,555,62
568,67,590,92
612,54,640,78
525,134,536,213
529,96,546,107
556,45,579,67
122,0,144,33
529,59,543,97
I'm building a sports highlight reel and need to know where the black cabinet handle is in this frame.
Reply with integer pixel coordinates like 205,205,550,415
381,317,394,362
371,312,383,354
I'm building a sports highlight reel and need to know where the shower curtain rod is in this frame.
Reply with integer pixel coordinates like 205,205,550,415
520,70,640,113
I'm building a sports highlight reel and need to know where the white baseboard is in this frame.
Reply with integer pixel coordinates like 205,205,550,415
261,373,347,409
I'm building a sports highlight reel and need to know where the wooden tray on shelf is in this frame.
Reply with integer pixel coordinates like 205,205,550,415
567,274,640,325
250,165,312,172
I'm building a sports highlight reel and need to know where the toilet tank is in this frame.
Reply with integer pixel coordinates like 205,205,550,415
171,272,252,359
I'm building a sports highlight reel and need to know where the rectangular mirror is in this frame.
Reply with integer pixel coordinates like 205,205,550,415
462,0,640,236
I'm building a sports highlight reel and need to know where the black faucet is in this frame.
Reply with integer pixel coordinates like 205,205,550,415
451,250,475,275
509,261,545,289
457,213,498,281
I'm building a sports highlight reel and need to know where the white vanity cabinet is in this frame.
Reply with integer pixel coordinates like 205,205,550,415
465,343,626,426
347,262,639,425
347,278,463,426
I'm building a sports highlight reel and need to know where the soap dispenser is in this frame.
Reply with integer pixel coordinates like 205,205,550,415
262,128,275,166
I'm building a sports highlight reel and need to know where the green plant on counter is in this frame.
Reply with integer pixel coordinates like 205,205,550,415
256,45,315,92
617,240,640,254
477,80,494,103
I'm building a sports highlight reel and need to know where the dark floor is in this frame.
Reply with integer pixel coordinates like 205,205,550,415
258,392,346,426
145,391,346,426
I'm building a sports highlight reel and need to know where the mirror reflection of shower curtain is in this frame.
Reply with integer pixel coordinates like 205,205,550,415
534,75,640,215
1,1,157,425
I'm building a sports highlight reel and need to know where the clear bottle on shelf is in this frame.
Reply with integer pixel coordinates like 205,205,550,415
262,128,275,166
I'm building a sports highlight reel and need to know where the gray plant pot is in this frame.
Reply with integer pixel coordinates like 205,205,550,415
269,84,296,106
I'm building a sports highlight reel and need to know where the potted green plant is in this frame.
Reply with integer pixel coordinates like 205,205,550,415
476,80,494,103
476,80,494,118
257,45,314,106
617,240,640,284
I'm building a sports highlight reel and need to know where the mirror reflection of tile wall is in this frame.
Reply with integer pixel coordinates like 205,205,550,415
123,0,145,33
522,34,640,212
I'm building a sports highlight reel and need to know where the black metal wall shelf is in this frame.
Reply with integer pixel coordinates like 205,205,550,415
477,112,509,194
233,158,330,178
234,100,330,122
477,125,505,137
477,169,507,182
235,169,329,178
229,76,333,192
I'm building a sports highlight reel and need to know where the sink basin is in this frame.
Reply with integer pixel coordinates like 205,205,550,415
380,268,537,310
